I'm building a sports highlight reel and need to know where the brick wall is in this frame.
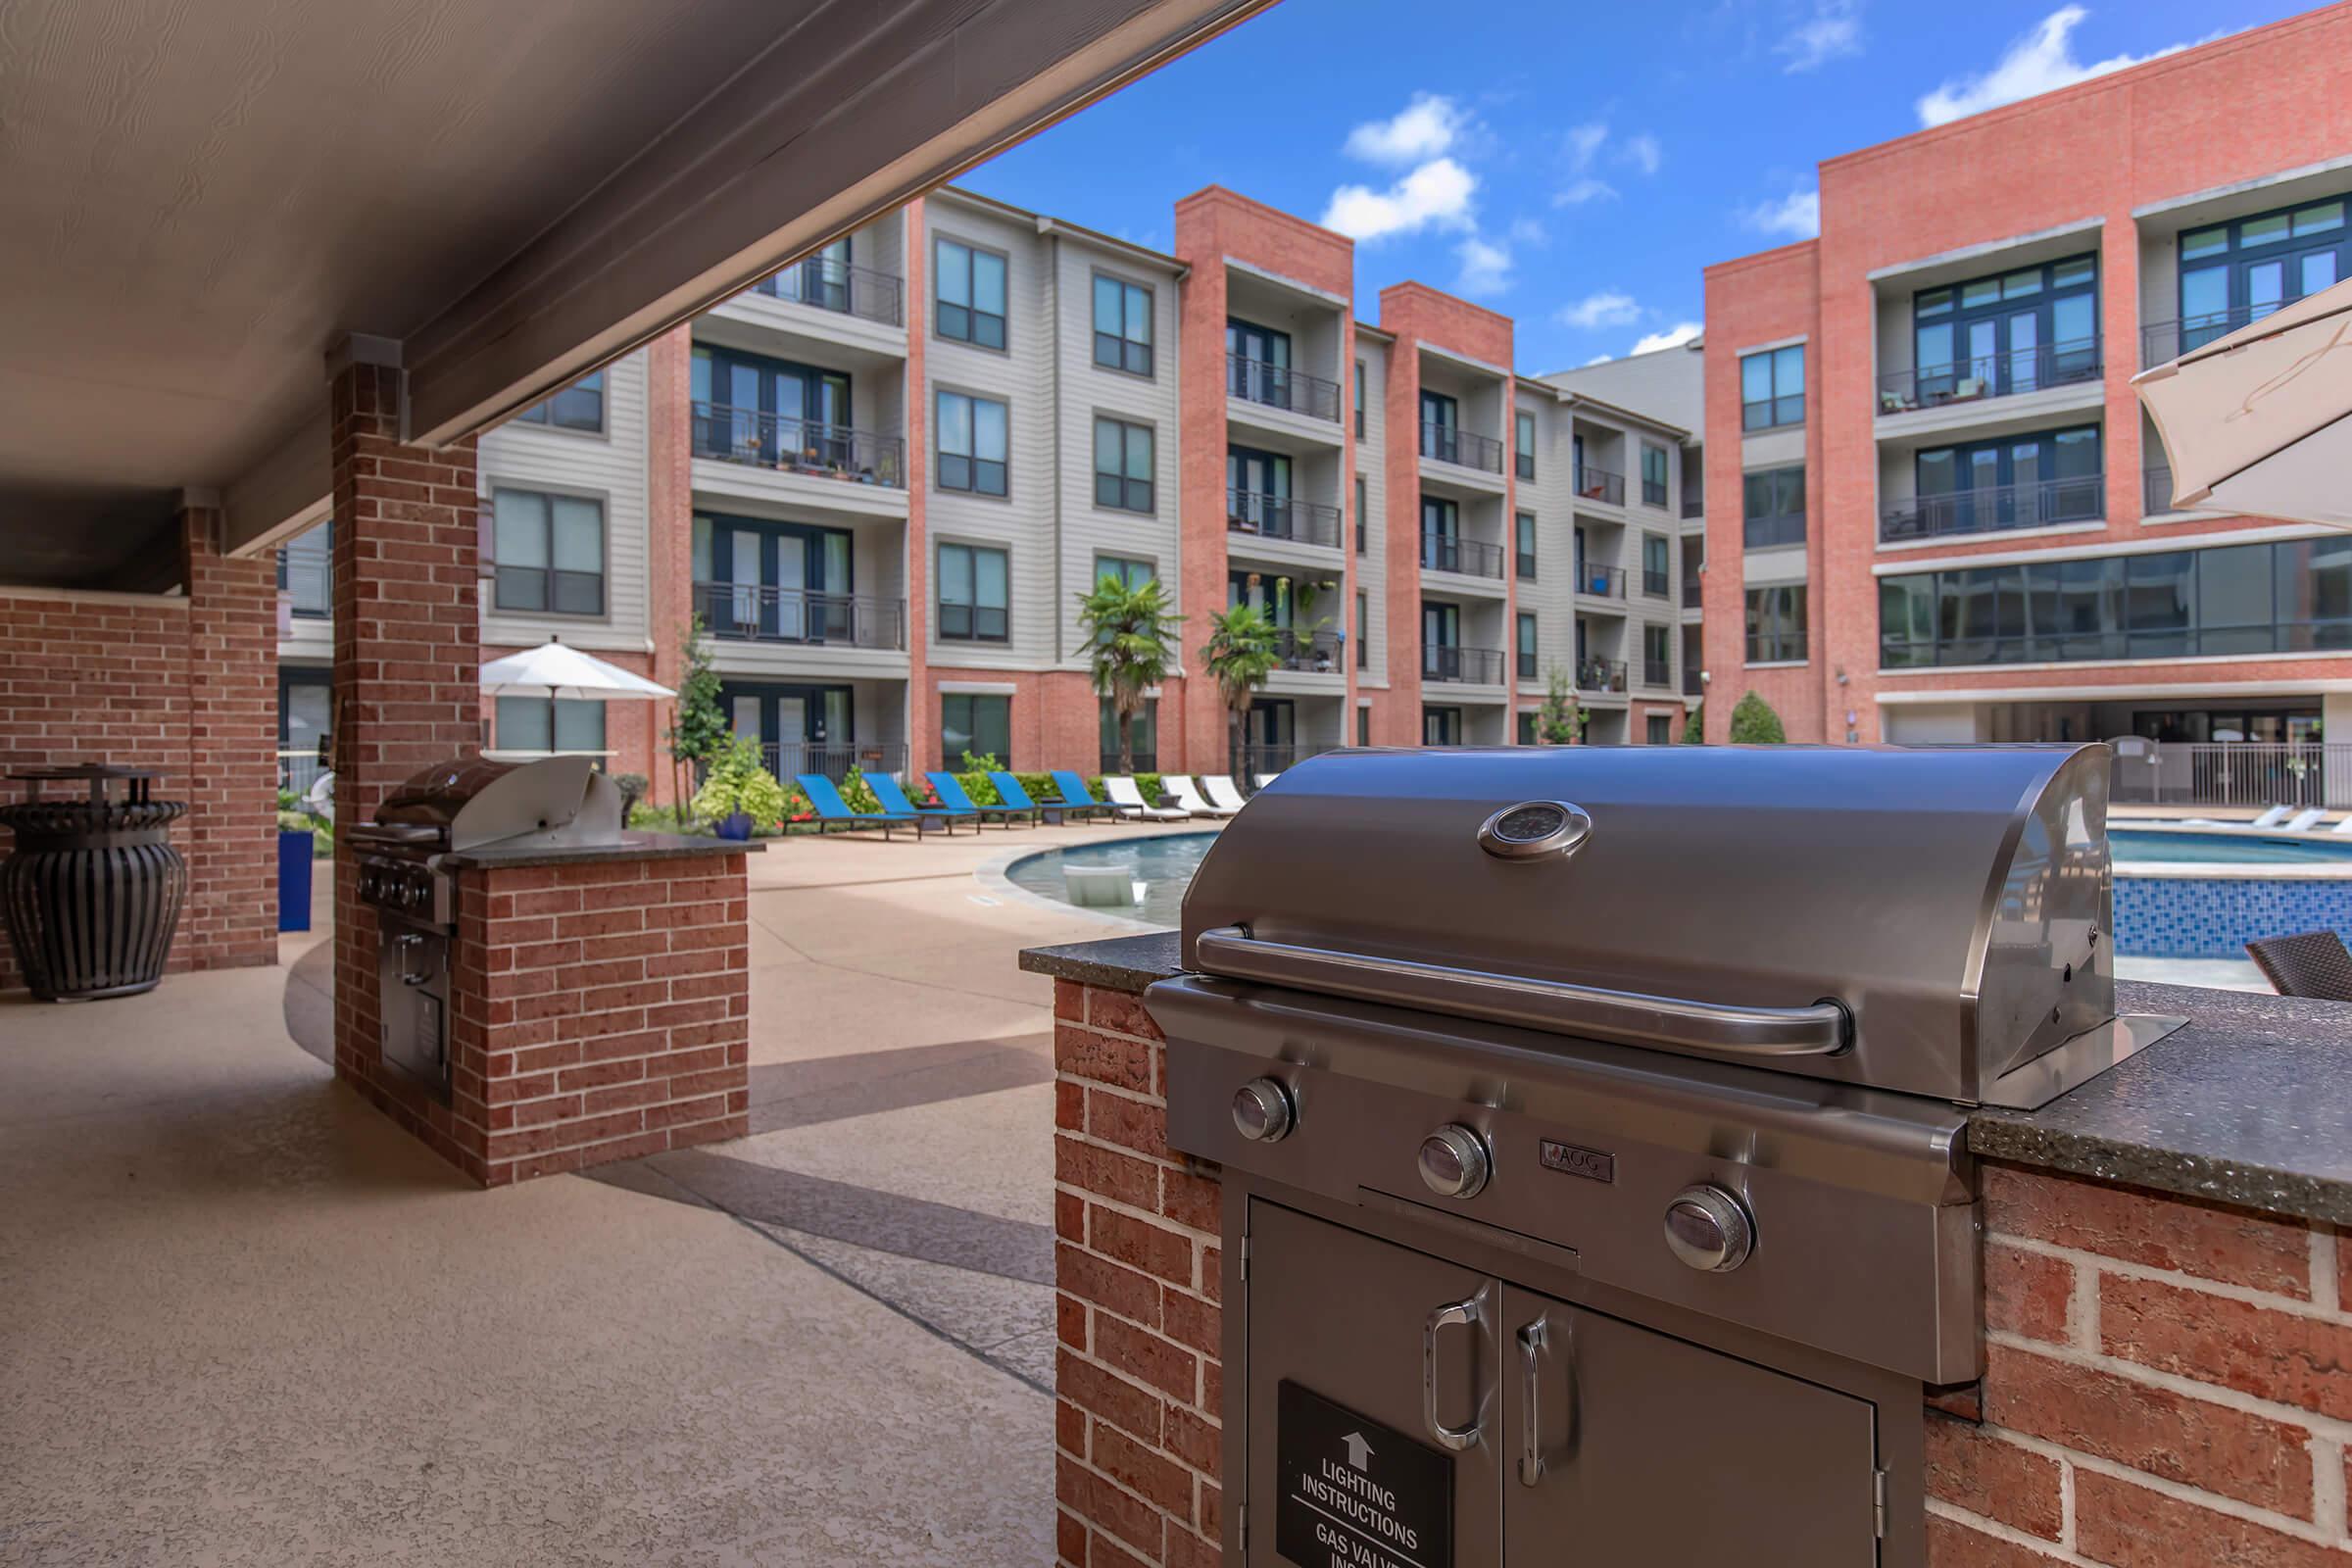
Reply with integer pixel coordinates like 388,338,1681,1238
339,853,752,1186
1052,977,1224,1567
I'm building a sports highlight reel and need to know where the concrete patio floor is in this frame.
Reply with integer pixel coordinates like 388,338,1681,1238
1,817,1202,1566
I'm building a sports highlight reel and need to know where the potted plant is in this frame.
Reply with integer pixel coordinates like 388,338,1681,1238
691,734,788,840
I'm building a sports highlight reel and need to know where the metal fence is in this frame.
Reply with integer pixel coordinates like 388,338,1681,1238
1421,422,1505,474
690,403,906,487
751,257,905,326
761,742,907,784
1875,338,2101,413
2109,743,2352,808
1228,356,1342,423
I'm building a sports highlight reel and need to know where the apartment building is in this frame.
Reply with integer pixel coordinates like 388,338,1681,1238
1701,7,2352,765
276,188,1702,795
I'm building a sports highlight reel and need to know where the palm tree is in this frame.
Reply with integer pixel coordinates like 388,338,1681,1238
1077,576,1181,773
1201,603,1280,781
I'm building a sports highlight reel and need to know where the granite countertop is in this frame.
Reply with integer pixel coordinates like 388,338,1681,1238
1021,938,2352,1226
441,830,765,869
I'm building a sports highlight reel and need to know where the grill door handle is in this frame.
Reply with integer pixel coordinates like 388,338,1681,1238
1517,1311,1575,1488
1424,1293,1483,1452
1196,926,1849,1058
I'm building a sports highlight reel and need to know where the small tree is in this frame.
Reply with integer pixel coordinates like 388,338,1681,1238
1535,662,1583,746
665,613,728,817
1078,576,1182,773
1201,604,1281,779
1681,703,1704,744
1728,690,1787,745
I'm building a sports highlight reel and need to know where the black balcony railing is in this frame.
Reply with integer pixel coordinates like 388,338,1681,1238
1576,564,1627,599
1421,422,1505,474
1642,568,1670,599
691,403,906,488
1572,465,1625,506
751,256,905,326
696,583,907,649
1875,338,2101,414
1642,658,1672,688
1274,628,1344,673
1423,645,1505,684
1744,513,1806,549
761,741,906,785
1879,473,2105,543
1682,576,1702,609
1420,533,1505,579
1228,489,1343,549
2142,305,2273,366
1228,356,1342,422
2144,466,2182,516
1576,658,1628,694
1681,493,1703,519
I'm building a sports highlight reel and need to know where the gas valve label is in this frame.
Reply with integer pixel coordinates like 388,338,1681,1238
1275,1380,1451,1568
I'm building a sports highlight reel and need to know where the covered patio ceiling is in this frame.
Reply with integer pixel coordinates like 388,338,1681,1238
0,0,1271,589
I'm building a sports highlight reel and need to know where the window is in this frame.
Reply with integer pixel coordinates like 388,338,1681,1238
1099,698,1157,769
1646,713,1673,746
1093,274,1153,376
937,543,1009,642
2177,195,2348,354
278,519,331,618
943,693,1011,764
1740,345,1804,430
1877,536,2352,668
1643,623,1672,685
1742,466,1807,549
1354,360,1366,438
1358,707,1371,747
935,238,1007,348
492,488,605,615
1642,533,1671,598
1897,425,2102,542
1515,512,1538,579
1355,477,1368,555
1517,612,1538,680
1641,444,1670,507
937,391,1008,496
495,697,606,756
1096,556,1154,590
1356,590,1368,670
1518,711,1538,746
1745,585,1808,662
1423,708,1462,746
1515,411,1537,480
1093,417,1154,514
513,370,606,433
1909,253,2098,404
692,514,855,642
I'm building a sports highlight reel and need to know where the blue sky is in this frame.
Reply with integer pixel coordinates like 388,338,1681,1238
963,0,2308,374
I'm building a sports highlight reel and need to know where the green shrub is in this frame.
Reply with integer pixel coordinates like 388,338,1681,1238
612,772,648,815
838,765,883,814
1682,704,1703,744
692,734,790,827
1727,691,1787,745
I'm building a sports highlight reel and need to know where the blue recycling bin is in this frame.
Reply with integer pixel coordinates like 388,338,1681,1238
278,828,314,931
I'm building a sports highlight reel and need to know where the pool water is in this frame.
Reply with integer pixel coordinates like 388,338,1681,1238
1005,832,1221,928
2110,828,2352,865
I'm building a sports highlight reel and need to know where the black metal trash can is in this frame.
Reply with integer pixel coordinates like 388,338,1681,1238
0,765,187,1001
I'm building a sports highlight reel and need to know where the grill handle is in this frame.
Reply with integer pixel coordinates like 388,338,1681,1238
1195,926,1850,1058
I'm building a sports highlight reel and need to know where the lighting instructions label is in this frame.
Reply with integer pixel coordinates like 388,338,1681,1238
1275,1380,1451,1568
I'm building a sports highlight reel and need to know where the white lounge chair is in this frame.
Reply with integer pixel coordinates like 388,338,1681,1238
2281,808,2326,832
2332,814,2352,835
1163,776,1239,818
1254,773,1279,790
2249,805,2294,828
1102,776,1189,821
1201,776,1250,813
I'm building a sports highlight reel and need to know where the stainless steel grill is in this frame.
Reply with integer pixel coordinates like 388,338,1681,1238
347,756,624,1097
1149,745,2181,1565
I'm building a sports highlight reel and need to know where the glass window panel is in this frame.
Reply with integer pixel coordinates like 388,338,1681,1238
972,251,1006,315
1917,321,1952,373
1124,284,1152,344
553,700,606,754
1918,450,1956,495
2126,553,2193,634
1740,353,1772,405
2198,543,2273,631
551,497,602,572
2051,257,2095,287
2180,226,2229,261
2002,270,2041,298
2249,260,2285,318
496,698,553,753
2181,265,2229,323
1961,279,1999,307
2052,294,2094,349
496,490,548,566
939,544,972,604
939,242,970,307
975,547,1008,609
2294,201,2346,236
1775,344,1803,394
2242,214,2289,247
938,392,971,455
1093,275,1119,334
973,398,1007,462
1125,426,1152,481
2304,253,2338,296
1094,419,1119,477
2052,427,2100,478
1916,288,1952,317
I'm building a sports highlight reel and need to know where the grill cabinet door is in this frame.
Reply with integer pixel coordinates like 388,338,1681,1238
1498,1285,1881,1564
1247,1200,1501,1566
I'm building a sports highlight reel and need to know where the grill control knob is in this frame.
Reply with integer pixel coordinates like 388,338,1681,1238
1231,1078,1296,1143
1664,1185,1755,1273
1418,1124,1492,1200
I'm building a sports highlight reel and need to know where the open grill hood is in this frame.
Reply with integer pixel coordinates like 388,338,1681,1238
1181,745,2146,1108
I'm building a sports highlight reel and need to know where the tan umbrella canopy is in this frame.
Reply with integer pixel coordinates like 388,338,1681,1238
2133,276,2352,529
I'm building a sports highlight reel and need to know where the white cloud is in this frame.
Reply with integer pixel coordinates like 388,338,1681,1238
1555,291,1642,330
1552,177,1618,208
1631,321,1704,355
1778,0,1862,73
1454,236,1513,297
1508,216,1549,247
1916,7,2205,127
1621,133,1663,176
1563,122,1609,172
1343,92,1467,166
1321,158,1478,242
1582,354,1614,368
1740,187,1820,239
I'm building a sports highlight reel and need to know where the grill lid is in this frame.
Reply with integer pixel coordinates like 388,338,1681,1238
1182,745,2162,1108
370,755,623,853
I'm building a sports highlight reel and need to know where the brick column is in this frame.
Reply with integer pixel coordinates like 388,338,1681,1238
179,494,279,968
646,324,694,808
327,339,482,1094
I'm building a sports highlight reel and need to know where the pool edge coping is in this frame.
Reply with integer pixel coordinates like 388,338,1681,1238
976,828,1222,935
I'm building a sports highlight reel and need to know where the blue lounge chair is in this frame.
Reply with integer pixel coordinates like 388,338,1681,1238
927,771,1039,829
1045,771,1118,824
865,772,974,835
795,773,918,841
989,772,1081,826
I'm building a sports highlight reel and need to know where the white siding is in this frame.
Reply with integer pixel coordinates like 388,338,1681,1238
1354,331,1389,688
1515,392,1571,693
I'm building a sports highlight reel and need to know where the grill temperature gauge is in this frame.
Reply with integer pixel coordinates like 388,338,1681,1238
1231,1078,1295,1143
1664,1185,1755,1272
1418,1124,1492,1200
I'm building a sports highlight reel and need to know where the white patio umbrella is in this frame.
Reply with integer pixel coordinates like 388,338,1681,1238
2133,276,2352,529
477,637,674,701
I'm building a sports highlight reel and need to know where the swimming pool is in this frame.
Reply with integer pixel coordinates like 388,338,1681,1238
1004,832,1219,929
2111,828,2352,865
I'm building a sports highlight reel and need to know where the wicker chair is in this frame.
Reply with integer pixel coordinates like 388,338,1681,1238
2244,930,2352,1001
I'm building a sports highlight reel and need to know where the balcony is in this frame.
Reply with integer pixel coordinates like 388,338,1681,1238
761,740,907,784
1642,658,1672,688
1875,339,2101,415
694,583,906,650
1423,645,1505,685
1576,657,1628,694
1744,512,1805,549
1642,568,1670,600
1571,465,1625,507
1575,564,1627,600
1682,667,1702,696
692,403,906,488
1228,355,1342,423
1229,489,1343,550
749,256,904,327
2142,306,2269,367
1682,575,1702,609
1420,422,1505,474
1879,473,2104,544
1420,533,1505,579
1273,628,1343,674
1681,493,1703,520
